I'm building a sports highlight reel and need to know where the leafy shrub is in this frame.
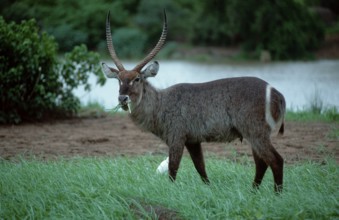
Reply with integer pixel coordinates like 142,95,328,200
45,24,88,52
227,0,325,60
0,0,138,53
192,1,231,46
135,0,197,47
0,17,105,124
112,28,147,59
191,0,325,59
1,0,326,60
57,44,105,112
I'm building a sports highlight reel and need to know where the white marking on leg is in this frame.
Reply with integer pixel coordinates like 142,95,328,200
265,85,276,130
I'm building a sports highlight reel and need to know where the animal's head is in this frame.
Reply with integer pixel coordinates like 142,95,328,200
101,11,167,111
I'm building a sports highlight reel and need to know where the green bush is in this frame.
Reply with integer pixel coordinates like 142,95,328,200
227,0,325,60
0,0,326,60
0,17,105,124
192,1,231,46
135,0,197,48
0,0,138,53
112,28,147,59
45,24,88,52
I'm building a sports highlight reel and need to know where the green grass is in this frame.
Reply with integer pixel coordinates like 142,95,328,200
286,107,339,122
1,156,338,219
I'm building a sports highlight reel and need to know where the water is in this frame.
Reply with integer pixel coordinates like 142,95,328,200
74,60,339,111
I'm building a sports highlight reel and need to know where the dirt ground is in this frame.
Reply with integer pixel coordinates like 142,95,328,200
0,115,338,164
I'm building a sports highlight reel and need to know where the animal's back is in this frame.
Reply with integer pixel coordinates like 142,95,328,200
158,77,279,143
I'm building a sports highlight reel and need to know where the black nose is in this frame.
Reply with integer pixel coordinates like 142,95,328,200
118,95,129,103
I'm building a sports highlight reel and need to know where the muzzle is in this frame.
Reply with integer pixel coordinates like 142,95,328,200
118,95,130,111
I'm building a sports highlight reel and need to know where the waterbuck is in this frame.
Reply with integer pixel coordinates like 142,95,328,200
101,11,286,192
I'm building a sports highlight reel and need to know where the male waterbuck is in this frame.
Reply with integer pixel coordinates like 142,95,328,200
101,11,286,192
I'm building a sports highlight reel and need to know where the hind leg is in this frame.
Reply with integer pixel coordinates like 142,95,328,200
185,142,209,184
252,149,268,189
251,138,284,193
268,147,284,192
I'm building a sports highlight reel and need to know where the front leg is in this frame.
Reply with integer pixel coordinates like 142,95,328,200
168,143,185,181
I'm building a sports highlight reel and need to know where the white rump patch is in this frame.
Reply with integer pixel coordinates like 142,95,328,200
156,157,169,174
265,85,276,130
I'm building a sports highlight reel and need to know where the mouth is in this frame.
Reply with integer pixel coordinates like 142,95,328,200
119,102,132,113
120,103,129,111
118,95,132,113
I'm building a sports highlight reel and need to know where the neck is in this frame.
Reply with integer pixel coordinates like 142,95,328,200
130,81,161,134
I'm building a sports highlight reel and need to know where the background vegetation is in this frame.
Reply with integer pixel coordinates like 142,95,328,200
1,0,337,60
0,18,105,123
1,0,338,123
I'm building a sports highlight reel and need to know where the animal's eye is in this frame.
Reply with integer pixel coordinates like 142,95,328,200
134,76,141,82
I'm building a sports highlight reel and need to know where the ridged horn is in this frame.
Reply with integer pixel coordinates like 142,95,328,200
133,10,167,72
106,11,125,71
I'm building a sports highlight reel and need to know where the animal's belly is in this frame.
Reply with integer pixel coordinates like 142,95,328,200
187,127,243,143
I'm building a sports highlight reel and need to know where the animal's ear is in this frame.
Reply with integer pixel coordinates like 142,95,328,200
141,61,159,78
101,62,119,78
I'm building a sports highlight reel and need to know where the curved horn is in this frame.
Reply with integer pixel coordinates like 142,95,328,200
133,10,167,72
106,11,125,71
